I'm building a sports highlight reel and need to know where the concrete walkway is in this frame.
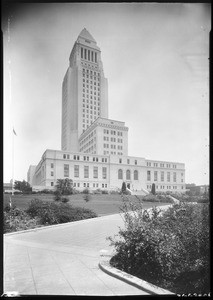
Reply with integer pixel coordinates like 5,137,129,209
4,212,151,296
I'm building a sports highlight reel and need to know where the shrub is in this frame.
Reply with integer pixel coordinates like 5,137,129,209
83,194,91,202
102,190,108,194
142,194,158,202
108,202,210,294
54,190,61,201
40,189,54,194
26,199,97,225
82,188,89,194
4,206,40,233
94,189,102,194
61,197,70,203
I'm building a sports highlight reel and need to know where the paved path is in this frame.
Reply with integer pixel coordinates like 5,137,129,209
4,212,151,296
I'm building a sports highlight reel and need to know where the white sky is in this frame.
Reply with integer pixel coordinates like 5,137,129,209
3,3,210,185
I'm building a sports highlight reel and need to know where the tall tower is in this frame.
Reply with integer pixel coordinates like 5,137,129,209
61,28,108,152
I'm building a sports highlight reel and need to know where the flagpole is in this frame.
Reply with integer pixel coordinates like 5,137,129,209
12,127,15,197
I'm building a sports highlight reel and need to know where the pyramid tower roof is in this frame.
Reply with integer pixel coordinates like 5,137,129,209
78,28,96,43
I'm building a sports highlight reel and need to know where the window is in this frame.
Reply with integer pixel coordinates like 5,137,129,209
173,172,176,182
135,160,137,165
118,169,123,180
64,164,69,177
134,170,138,180
93,167,98,178
102,167,107,179
51,182,54,186
84,49,87,60
127,159,130,164
119,158,122,164
147,171,151,181
81,47,83,59
95,52,97,62
51,163,54,168
167,172,170,182
63,154,66,159
154,171,158,181
51,171,54,176
161,171,164,181
84,166,89,178
126,170,131,180
74,165,79,177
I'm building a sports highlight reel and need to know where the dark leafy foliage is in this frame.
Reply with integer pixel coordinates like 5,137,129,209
14,180,32,193
4,205,40,233
26,198,97,225
108,201,210,294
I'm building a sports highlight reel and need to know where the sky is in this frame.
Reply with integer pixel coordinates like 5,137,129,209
3,3,210,185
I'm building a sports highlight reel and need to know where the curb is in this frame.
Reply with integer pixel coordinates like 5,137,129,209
99,253,175,295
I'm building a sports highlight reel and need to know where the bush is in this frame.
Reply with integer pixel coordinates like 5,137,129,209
40,189,54,194
54,190,61,201
142,194,158,202
26,199,97,225
94,189,102,194
83,194,91,202
61,197,69,203
108,201,210,294
102,190,108,194
4,206,40,233
82,188,89,194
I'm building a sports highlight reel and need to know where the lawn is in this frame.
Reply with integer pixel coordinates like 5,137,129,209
4,193,169,217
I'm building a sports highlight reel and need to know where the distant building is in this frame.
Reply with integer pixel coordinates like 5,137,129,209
31,28,186,193
27,165,36,186
3,181,13,193
186,184,209,196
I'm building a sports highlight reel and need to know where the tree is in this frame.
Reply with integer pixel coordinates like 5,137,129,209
121,182,127,194
14,180,32,193
55,178,73,195
151,183,156,195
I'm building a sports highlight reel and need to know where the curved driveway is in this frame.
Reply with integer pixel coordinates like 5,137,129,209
4,205,170,296
4,212,148,295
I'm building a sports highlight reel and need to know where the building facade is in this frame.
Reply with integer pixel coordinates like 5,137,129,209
61,28,108,152
32,149,185,193
27,165,36,186
31,28,186,193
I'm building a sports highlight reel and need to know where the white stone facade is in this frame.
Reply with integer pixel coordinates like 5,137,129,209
61,28,108,152
33,149,186,193
79,117,128,156
31,28,186,193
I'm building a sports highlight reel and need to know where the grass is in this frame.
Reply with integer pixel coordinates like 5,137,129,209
4,193,169,217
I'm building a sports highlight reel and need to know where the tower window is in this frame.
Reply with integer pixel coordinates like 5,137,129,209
88,50,90,61
81,48,83,59
95,52,97,62
84,49,87,60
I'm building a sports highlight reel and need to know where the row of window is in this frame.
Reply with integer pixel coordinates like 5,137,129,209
82,69,100,77
147,185,184,190
119,158,137,165
81,61,99,71
147,170,178,182
81,47,97,63
118,169,138,180
103,129,123,136
62,165,107,179
147,162,177,169
62,154,107,162
50,181,107,189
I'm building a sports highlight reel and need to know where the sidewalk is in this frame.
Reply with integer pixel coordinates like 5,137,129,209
4,213,150,296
